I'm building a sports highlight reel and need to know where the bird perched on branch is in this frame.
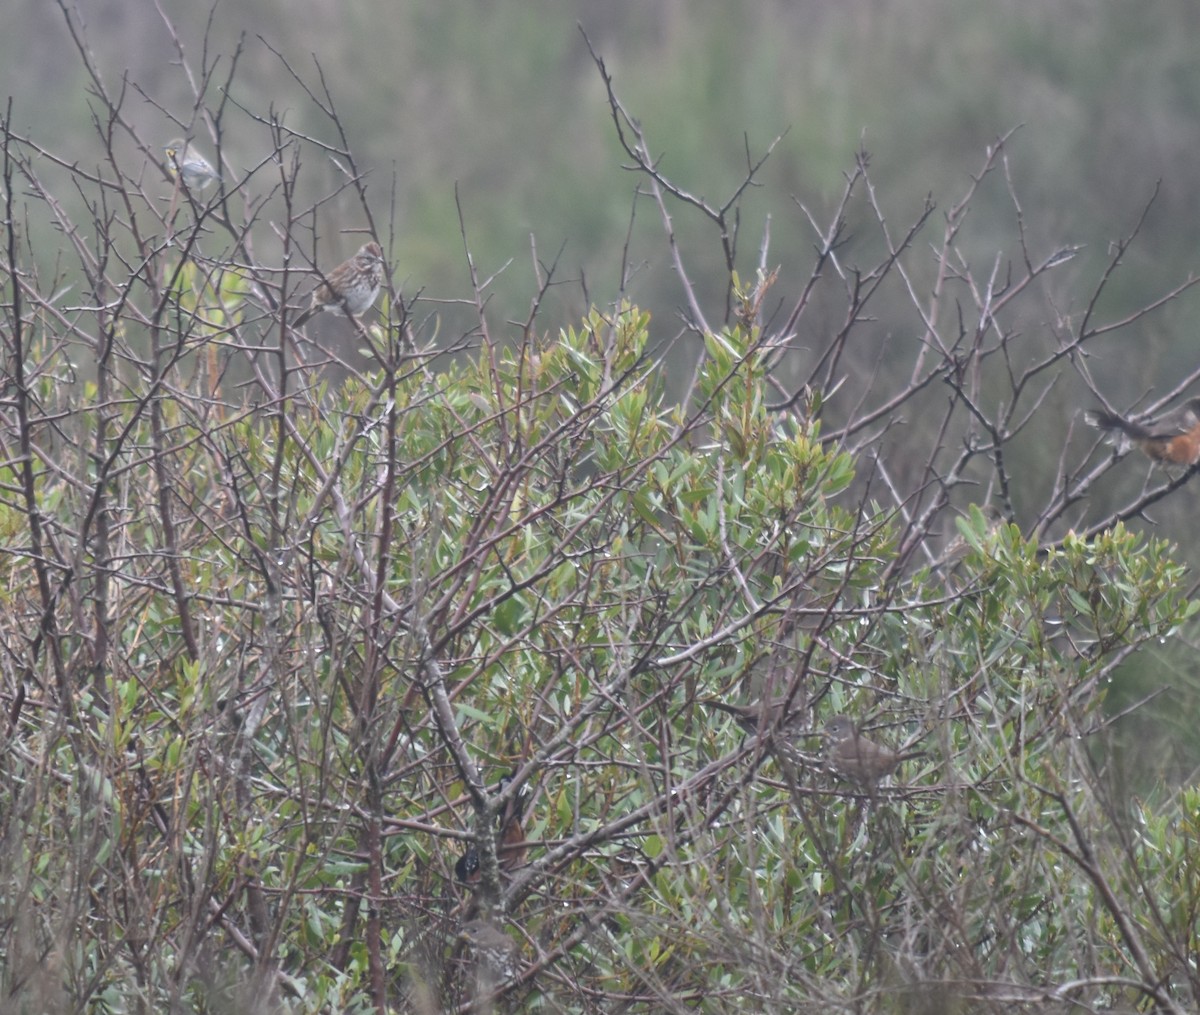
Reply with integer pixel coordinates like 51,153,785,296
455,772,530,886
164,138,221,192
292,241,385,327
823,715,920,785
459,919,520,994
1084,398,1200,467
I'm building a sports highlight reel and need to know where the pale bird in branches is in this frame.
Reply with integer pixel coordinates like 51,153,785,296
164,138,221,192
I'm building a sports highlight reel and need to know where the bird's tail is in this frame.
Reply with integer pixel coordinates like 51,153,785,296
1084,409,1149,444
698,698,741,716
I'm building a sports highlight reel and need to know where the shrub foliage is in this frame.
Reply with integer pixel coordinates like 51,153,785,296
1,19,1199,1015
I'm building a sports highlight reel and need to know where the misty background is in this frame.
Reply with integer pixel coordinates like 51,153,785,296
6,0,1200,775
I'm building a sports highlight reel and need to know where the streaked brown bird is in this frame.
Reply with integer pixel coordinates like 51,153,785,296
459,919,520,993
1084,398,1200,467
824,715,919,784
292,241,385,327
699,696,802,734
455,772,530,886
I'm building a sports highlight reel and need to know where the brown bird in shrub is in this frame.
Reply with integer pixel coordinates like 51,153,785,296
292,241,385,327
459,919,520,992
823,715,920,785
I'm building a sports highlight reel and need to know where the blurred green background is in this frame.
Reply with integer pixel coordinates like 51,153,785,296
10,0,1200,356
6,0,1200,777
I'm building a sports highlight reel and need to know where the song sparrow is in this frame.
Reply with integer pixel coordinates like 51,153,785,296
824,715,919,784
459,919,519,992
292,241,385,327
164,138,221,192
